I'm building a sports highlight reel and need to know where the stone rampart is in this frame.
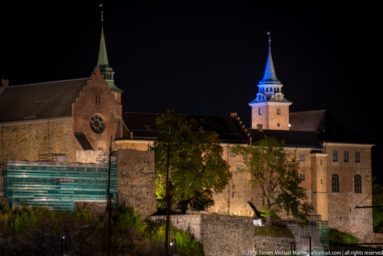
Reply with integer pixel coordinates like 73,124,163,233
150,214,294,256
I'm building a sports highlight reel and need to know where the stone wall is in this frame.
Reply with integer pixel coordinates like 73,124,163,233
324,143,373,242
117,149,157,218
0,118,81,162
150,214,294,256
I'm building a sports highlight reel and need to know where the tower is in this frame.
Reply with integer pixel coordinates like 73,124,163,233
249,32,291,130
97,3,123,104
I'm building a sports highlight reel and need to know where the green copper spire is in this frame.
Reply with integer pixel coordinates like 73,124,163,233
96,3,122,92
97,27,110,67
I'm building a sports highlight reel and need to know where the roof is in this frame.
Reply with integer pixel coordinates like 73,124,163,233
289,109,371,144
250,129,321,148
0,78,88,123
122,112,249,143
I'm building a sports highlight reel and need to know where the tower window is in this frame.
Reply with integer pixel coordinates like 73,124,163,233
258,108,262,115
332,150,338,162
344,151,349,162
277,123,280,127
299,153,305,162
332,174,339,193
276,108,281,115
300,173,305,181
355,151,360,163
354,175,362,193
257,124,263,130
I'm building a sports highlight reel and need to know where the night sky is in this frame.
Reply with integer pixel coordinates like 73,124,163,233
1,1,382,182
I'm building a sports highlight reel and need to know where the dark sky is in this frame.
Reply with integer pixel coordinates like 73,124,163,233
1,1,382,181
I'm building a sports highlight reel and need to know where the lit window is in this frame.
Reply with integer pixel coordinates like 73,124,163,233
355,151,360,163
354,175,362,193
299,153,305,162
332,150,338,162
344,151,349,162
332,174,339,193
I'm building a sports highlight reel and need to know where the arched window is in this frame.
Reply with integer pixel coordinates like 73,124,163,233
354,175,362,193
332,174,339,193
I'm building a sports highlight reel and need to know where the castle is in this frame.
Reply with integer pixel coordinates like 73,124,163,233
0,22,375,242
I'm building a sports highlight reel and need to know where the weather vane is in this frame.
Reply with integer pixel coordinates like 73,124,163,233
99,1,104,23
267,31,271,46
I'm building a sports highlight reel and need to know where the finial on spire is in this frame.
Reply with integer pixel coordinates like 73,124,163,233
267,31,271,46
99,2,104,23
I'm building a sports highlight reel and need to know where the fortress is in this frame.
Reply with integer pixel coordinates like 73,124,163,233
0,23,375,243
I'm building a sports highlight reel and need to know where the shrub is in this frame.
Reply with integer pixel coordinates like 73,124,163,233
329,229,358,245
254,225,293,238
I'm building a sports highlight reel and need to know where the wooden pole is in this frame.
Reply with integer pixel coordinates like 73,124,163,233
106,136,113,256
164,126,171,256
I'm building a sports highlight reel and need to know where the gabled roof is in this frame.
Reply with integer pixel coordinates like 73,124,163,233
289,109,370,144
0,78,88,123
122,112,249,143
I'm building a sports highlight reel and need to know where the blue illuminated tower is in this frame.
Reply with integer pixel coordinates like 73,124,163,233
249,32,292,130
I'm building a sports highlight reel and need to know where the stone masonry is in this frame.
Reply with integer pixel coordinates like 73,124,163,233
117,149,157,217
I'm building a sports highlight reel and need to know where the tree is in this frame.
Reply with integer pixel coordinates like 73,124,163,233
233,136,313,223
153,111,231,213
372,181,383,233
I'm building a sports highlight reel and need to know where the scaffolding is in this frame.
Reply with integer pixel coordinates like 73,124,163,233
2,160,118,211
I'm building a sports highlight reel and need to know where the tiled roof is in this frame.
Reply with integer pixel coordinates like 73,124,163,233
0,78,88,123
122,112,249,143
250,129,321,148
290,110,370,144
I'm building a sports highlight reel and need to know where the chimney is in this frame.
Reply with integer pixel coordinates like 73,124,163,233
1,78,9,88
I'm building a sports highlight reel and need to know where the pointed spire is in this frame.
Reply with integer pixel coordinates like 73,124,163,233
97,26,110,67
259,31,281,85
96,2,122,92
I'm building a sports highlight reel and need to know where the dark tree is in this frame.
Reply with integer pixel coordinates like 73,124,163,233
233,136,313,223
153,111,231,213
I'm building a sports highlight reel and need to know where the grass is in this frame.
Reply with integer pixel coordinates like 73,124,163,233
254,225,293,238
328,229,358,245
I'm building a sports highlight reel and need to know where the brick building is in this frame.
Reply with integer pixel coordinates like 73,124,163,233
0,24,374,241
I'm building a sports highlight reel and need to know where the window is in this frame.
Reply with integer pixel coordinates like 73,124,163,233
277,123,280,127
332,150,338,162
344,151,349,162
96,95,101,104
354,175,362,193
258,108,262,115
300,173,305,181
332,174,339,192
257,124,263,130
276,108,281,115
355,151,360,163
299,153,305,162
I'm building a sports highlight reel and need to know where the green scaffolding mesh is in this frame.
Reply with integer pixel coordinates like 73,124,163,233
3,161,118,211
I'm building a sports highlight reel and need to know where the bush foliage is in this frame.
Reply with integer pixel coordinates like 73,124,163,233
328,229,358,245
253,225,293,238
0,203,203,256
